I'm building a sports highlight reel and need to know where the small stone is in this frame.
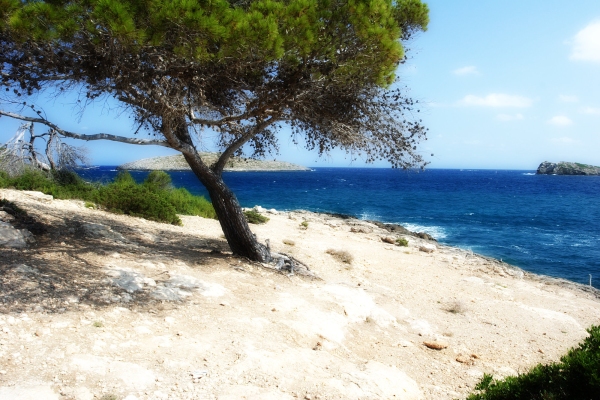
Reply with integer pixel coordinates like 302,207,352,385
423,341,448,350
419,245,436,253
455,355,473,364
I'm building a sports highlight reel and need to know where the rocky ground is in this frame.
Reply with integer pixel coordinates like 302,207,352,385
1,188,599,400
117,154,310,172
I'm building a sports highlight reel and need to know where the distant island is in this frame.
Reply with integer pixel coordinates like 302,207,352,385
537,161,600,175
118,153,310,172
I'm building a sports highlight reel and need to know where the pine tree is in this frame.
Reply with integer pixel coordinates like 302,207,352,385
0,0,429,262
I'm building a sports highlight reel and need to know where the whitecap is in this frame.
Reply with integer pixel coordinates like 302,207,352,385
359,211,381,221
522,173,536,176
400,223,448,239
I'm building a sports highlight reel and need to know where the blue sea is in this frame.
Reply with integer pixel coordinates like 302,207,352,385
78,167,600,289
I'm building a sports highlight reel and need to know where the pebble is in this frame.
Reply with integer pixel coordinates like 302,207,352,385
423,341,448,350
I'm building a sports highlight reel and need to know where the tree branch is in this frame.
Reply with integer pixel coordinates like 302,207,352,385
0,110,170,147
213,117,279,175
189,108,253,127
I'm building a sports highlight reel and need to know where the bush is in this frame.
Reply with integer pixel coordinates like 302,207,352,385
95,176,182,225
0,168,217,225
0,170,9,187
143,170,172,190
244,210,269,224
167,188,217,219
7,169,56,193
467,325,600,399
396,237,409,246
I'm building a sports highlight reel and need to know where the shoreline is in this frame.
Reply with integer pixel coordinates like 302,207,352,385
1,188,600,399
246,205,600,297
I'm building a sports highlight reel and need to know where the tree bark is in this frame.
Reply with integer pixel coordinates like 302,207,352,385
182,151,271,262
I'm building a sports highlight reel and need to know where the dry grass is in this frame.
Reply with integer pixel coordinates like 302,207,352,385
444,300,467,314
326,249,354,264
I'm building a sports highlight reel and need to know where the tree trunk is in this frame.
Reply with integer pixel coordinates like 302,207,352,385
182,152,271,262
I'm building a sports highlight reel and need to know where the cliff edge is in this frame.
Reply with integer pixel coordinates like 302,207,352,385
537,161,600,175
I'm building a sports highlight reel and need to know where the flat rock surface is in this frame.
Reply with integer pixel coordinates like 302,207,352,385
1,188,599,399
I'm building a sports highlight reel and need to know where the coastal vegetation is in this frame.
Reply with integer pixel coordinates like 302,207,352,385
0,169,216,224
243,209,270,224
467,325,600,399
396,237,409,246
0,0,429,263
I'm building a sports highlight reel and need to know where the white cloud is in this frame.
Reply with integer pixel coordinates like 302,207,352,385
460,93,533,108
548,115,573,126
453,66,479,76
582,107,600,115
559,95,579,103
496,113,525,121
570,21,600,63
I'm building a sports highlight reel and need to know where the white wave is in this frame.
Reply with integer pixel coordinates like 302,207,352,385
400,223,448,239
358,211,381,221
522,173,536,176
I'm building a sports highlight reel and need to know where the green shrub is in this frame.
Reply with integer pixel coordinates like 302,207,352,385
300,221,309,229
467,325,600,399
396,237,409,247
0,171,9,187
166,188,217,219
96,183,182,225
0,168,217,225
8,169,56,192
143,170,172,190
244,210,269,224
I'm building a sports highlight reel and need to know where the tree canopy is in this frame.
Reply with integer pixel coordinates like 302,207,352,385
0,0,430,262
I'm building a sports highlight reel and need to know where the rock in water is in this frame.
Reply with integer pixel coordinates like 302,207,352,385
537,161,600,175
537,161,556,174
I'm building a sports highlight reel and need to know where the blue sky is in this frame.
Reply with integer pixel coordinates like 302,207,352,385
1,0,599,169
